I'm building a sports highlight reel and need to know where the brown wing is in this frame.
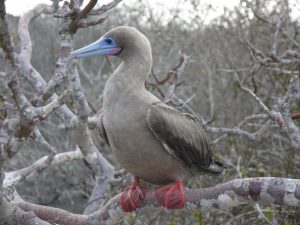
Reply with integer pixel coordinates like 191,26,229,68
97,113,110,146
146,102,213,169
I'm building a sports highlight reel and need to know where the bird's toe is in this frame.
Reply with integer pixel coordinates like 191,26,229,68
154,180,186,209
119,178,147,212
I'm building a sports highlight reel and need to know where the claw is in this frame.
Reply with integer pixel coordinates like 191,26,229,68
119,177,147,212
154,180,186,209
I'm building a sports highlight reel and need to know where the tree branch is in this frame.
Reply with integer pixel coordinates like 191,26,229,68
57,2,115,214
89,0,123,15
16,4,75,125
13,177,300,225
278,74,300,150
3,147,83,188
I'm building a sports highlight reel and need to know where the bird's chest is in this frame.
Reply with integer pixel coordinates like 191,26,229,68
103,83,149,151
102,79,162,170
103,80,145,127
103,102,151,168
103,102,145,136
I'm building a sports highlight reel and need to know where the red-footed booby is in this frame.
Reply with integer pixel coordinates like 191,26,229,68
71,26,224,212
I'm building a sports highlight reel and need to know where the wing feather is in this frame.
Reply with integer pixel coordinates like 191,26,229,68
97,113,110,146
146,102,212,168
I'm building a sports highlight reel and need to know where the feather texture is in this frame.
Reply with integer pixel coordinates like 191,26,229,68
147,102,224,174
97,113,110,146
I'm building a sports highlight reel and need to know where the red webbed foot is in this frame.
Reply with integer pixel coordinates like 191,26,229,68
120,177,147,212
154,180,186,209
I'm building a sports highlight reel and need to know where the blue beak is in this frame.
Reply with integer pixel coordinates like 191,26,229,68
70,38,121,59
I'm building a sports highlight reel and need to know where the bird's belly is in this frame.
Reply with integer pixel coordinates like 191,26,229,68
104,114,187,185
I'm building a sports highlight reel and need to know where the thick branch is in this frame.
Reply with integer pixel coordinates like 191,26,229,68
3,147,83,188
18,5,52,61
0,1,14,64
0,198,51,225
278,75,300,150
57,3,115,214
14,177,300,225
16,4,75,124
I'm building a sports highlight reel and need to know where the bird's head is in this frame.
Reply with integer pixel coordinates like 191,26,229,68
70,26,152,61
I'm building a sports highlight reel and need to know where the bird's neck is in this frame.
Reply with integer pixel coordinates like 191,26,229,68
103,54,152,107
108,53,152,90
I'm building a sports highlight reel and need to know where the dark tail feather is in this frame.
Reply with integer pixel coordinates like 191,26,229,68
200,160,225,175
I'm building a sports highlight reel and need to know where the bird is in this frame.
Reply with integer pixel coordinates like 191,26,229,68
70,26,224,212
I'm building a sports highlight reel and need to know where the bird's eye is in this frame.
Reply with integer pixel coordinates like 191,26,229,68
105,38,113,44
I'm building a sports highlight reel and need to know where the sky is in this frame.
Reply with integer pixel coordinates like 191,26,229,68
5,0,300,24
5,0,240,21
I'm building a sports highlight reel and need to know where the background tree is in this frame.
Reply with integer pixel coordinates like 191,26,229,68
0,0,300,224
